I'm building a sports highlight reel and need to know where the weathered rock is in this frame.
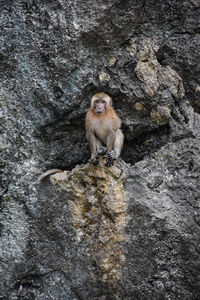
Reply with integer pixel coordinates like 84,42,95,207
0,0,200,299
51,158,130,289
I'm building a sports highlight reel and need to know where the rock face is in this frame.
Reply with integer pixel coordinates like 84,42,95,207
51,159,130,294
0,0,200,299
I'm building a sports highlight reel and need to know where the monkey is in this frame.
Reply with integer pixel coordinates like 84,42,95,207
85,92,124,166
38,169,63,181
39,92,123,180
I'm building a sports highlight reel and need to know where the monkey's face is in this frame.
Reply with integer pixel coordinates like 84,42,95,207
91,93,111,115
93,99,107,115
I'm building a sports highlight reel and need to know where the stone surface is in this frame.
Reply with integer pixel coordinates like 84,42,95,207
0,0,200,299
51,158,130,289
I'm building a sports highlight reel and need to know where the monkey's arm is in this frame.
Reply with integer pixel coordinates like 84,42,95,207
86,131,97,157
106,130,116,152
104,130,116,166
86,130,99,165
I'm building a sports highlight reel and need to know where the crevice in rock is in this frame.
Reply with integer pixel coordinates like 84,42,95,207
121,124,170,164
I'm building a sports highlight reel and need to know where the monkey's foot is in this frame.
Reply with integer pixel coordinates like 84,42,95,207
105,150,116,167
105,159,114,167
98,146,107,156
91,156,99,166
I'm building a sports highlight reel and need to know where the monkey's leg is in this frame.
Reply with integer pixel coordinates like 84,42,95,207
96,139,103,153
105,129,124,166
114,129,124,158
87,133,99,165
98,146,107,156
90,139,103,164
105,131,116,166
94,139,106,156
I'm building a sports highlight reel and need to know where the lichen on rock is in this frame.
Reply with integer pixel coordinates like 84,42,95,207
99,72,110,83
134,38,185,100
151,105,171,125
51,158,130,286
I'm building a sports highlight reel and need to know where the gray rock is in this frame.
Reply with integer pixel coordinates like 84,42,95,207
0,0,200,299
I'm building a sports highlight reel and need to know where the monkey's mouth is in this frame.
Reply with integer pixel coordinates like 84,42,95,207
96,111,104,115
96,109,104,115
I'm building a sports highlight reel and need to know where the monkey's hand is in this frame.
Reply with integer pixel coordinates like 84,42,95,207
98,146,107,156
91,155,99,166
105,150,116,167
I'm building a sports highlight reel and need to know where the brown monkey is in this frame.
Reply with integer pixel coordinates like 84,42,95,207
85,92,124,166
38,169,63,181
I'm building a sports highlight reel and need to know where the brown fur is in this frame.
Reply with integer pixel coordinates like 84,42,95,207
85,92,124,163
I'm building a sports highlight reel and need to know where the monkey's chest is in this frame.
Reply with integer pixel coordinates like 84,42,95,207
93,120,110,143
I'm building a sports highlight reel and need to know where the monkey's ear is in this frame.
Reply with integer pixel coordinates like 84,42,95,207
110,97,113,106
90,95,96,108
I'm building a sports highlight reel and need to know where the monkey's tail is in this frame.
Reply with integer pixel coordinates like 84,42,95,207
38,169,63,181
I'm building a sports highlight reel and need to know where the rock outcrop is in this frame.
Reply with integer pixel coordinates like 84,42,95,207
0,0,200,299
51,159,129,290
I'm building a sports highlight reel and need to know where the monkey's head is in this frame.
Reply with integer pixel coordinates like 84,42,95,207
91,92,111,115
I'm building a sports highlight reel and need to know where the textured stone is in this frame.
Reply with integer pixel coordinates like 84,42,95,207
151,106,171,126
0,0,200,299
51,158,130,288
